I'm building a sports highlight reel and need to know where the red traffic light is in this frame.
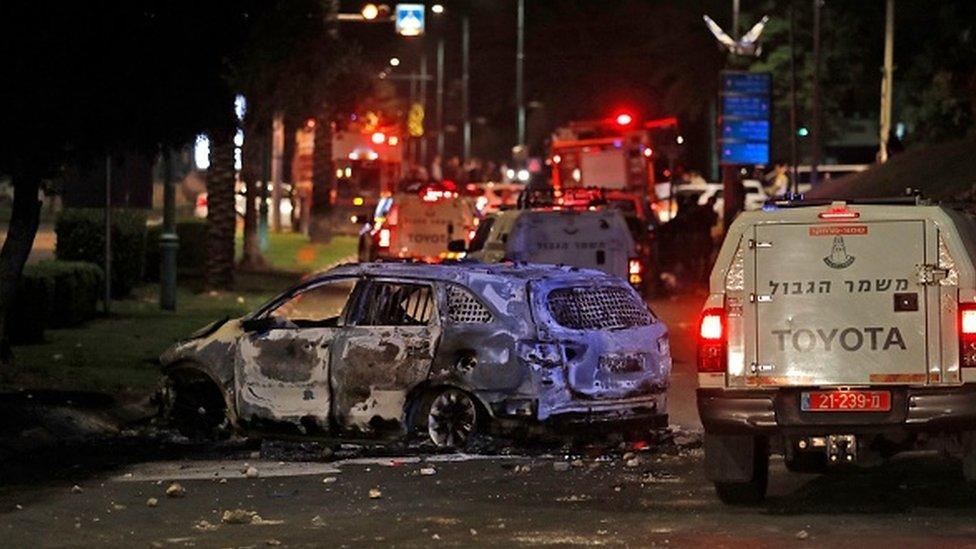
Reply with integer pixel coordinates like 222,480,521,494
615,113,634,127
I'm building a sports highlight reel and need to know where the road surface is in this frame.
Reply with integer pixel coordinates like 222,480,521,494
2,293,976,547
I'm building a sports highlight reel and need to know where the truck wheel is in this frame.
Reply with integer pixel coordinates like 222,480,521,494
705,434,769,505
424,388,478,449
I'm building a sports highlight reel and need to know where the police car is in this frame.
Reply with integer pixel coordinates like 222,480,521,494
698,197,976,504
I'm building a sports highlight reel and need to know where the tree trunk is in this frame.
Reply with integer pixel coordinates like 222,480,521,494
205,127,237,289
0,171,42,364
239,117,267,270
309,114,335,243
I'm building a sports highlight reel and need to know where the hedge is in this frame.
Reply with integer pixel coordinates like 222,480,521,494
8,260,104,344
55,208,147,297
144,218,209,281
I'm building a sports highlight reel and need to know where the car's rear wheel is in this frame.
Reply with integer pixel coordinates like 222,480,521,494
425,388,478,449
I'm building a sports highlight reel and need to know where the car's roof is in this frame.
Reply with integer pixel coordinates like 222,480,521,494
317,261,613,285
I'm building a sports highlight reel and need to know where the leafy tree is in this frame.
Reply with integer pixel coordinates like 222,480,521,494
0,0,238,353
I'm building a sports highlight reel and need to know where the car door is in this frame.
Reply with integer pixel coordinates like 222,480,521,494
330,278,440,434
234,277,359,430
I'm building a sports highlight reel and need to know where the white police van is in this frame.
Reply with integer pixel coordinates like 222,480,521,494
698,197,976,503
465,208,639,289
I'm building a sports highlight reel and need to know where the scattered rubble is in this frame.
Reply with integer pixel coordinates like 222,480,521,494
368,488,383,499
165,482,185,498
419,467,437,476
796,530,810,540
245,466,260,478
146,497,159,508
70,485,83,494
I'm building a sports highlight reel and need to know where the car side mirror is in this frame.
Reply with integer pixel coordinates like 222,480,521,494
241,316,279,332
447,239,467,253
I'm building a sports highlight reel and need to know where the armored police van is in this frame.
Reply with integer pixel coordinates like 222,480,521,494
698,198,976,504
465,208,639,288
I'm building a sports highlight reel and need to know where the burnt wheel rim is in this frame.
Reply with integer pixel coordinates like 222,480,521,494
427,390,476,448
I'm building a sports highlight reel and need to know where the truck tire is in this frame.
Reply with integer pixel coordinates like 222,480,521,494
705,433,769,505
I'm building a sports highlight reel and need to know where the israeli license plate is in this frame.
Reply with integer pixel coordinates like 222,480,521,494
801,390,891,412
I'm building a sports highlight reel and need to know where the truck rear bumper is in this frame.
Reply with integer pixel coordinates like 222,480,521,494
698,385,976,436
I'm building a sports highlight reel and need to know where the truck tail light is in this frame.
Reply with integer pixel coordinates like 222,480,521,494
628,258,643,285
378,228,391,248
960,304,976,367
697,308,726,373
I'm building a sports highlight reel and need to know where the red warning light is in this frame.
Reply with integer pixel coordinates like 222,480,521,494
615,113,634,127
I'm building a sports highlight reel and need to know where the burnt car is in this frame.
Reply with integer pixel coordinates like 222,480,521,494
159,262,671,447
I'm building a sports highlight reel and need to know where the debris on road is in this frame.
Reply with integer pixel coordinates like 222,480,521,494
245,466,260,478
368,488,383,499
70,485,83,494
146,497,158,508
322,476,337,484
311,515,327,528
796,530,810,540
194,520,218,532
165,482,185,498
221,509,256,525
419,467,437,476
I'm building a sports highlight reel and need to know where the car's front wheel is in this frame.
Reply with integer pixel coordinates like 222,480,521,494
424,388,478,449
164,371,229,440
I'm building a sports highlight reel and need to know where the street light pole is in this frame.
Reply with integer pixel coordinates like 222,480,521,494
419,51,429,166
789,0,799,193
516,0,526,149
436,37,445,160
461,13,471,163
810,0,823,185
878,0,894,163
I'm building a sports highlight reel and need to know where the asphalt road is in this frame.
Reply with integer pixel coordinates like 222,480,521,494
3,293,976,547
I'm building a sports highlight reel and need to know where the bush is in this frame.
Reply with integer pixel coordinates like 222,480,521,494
8,260,104,344
56,208,147,297
144,218,209,281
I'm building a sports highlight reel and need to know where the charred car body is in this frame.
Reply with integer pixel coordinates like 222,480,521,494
160,262,671,446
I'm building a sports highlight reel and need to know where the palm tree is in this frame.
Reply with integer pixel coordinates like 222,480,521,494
205,125,237,289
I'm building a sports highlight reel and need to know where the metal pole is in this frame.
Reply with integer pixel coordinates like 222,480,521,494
160,149,178,311
516,0,526,148
461,13,471,163
103,154,112,314
878,0,894,163
732,0,740,39
436,37,445,160
419,51,429,166
789,0,799,193
410,75,419,166
810,0,822,185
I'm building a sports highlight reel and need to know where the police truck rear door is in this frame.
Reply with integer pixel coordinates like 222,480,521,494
752,210,935,388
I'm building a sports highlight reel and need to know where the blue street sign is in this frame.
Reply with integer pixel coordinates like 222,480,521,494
722,72,772,95
721,95,771,119
396,4,425,36
722,119,770,141
719,70,771,165
721,142,769,165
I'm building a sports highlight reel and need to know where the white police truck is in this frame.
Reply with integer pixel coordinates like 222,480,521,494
698,198,976,504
